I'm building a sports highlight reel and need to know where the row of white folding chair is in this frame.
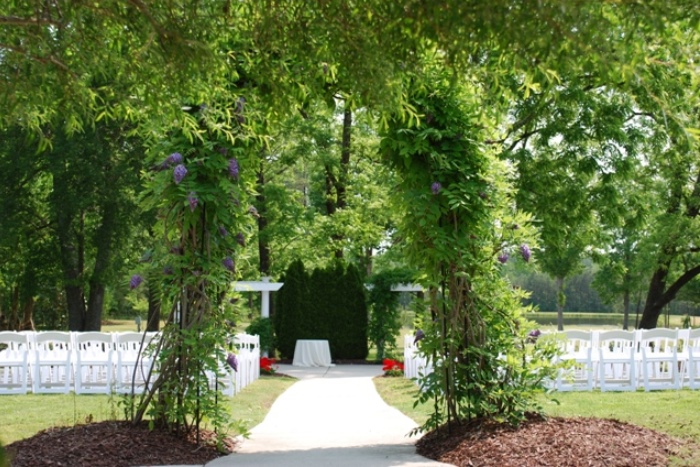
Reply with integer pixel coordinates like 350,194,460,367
3,330,260,396
0,331,31,394
0,331,159,394
554,328,700,392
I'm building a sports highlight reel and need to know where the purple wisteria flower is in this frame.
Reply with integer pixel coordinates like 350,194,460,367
129,274,143,290
166,152,183,166
187,192,199,211
155,152,183,171
498,253,509,264
226,353,238,372
223,256,235,272
173,164,187,184
228,158,240,180
218,225,229,237
431,182,442,195
520,244,531,262
236,232,245,247
414,329,425,345
527,329,541,343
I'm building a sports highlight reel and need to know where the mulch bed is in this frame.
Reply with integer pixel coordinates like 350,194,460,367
5,421,234,467
416,414,690,467
5,414,694,466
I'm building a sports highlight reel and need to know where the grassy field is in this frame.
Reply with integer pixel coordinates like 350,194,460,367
0,375,296,446
373,376,700,466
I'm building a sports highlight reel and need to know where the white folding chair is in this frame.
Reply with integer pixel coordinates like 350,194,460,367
33,331,73,393
74,332,114,394
114,332,158,394
683,328,700,389
597,330,637,392
639,328,680,391
555,330,594,391
0,332,30,394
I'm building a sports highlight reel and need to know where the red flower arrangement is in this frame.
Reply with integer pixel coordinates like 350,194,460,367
382,358,404,376
260,357,277,375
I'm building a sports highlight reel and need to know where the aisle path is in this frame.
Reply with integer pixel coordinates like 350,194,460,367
205,364,452,467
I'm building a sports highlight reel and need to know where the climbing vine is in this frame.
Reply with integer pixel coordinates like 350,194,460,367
129,103,256,441
381,67,559,431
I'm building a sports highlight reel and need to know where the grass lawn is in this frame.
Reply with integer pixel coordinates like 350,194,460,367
0,375,296,446
373,376,700,466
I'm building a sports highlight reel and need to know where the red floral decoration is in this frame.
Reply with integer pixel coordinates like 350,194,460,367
382,358,404,373
260,357,277,374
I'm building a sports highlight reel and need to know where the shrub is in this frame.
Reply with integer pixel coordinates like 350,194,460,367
246,317,275,354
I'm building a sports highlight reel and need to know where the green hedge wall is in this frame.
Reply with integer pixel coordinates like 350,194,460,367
274,260,368,360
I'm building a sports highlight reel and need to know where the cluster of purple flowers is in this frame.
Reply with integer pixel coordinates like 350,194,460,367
154,152,183,171
527,329,542,343
187,192,198,211
520,244,531,262
236,232,246,247
218,225,228,237
129,274,143,290
229,158,240,180
431,182,442,195
226,353,238,372
223,256,235,272
496,244,531,264
173,164,187,184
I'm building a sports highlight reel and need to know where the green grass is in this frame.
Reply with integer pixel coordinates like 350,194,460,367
0,375,296,446
373,377,700,466
0,393,120,444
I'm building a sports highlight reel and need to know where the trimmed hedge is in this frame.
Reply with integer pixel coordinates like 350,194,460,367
274,260,368,360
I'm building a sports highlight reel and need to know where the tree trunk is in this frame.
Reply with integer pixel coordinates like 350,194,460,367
147,283,161,332
85,201,118,331
20,297,35,331
622,288,630,331
256,159,271,276
556,276,565,331
66,284,86,330
337,107,351,210
56,208,87,331
85,282,105,331
9,286,19,330
639,263,700,329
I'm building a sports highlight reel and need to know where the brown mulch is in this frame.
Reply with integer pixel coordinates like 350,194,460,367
5,421,234,467
5,415,694,466
417,414,691,467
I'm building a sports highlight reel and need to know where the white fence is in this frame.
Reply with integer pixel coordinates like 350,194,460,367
403,328,700,392
0,331,260,396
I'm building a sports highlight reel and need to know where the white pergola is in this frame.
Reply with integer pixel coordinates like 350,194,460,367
365,283,424,292
390,283,424,292
233,277,284,318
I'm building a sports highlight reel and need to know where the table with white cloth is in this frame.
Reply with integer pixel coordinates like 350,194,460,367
292,339,333,367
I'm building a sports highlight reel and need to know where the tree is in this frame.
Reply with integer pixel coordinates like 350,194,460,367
47,122,144,330
0,127,60,330
130,105,255,440
381,65,549,429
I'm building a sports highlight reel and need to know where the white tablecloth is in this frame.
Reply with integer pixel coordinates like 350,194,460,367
292,339,333,367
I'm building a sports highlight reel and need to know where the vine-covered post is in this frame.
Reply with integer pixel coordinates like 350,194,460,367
381,66,559,432
129,104,255,441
